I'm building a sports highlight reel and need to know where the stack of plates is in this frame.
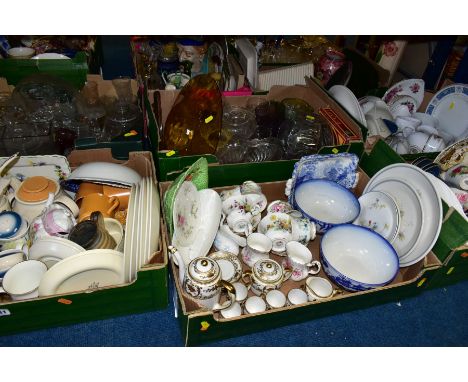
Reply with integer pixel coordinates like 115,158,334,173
363,164,443,267
123,177,161,283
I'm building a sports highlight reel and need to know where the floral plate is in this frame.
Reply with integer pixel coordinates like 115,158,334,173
172,181,200,247
207,251,243,283
353,191,400,243
382,79,425,109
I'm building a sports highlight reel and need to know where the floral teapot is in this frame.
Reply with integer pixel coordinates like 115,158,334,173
169,246,236,312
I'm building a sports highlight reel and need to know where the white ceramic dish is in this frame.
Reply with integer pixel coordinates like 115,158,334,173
364,178,423,260
148,177,161,262
365,164,443,267
172,181,200,247
7,47,35,58
38,249,124,297
32,53,70,60
137,179,146,270
425,84,468,143
131,183,141,278
329,85,367,127
68,162,142,187
383,79,425,109
123,185,136,282
173,189,222,265
320,224,399,291
0,249,26,277
294,179,360,233
207,251,242,283
28,237,85,269
353,191,400,243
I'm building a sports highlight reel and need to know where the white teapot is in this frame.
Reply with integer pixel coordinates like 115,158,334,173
169,246,236,312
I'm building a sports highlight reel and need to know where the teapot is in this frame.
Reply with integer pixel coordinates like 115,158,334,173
169,246,236,312
8,176,78,223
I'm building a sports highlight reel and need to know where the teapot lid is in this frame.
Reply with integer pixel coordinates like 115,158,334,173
187,257,219,284
253,259,283,284
17,176,58,202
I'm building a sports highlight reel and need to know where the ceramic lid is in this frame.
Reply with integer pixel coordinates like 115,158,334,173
17,176,58,202
0,211,22,239
187,257,220,284
252,259,283,284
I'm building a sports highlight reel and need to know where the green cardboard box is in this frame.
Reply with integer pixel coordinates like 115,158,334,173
161,159,442,346
146,78,366,182
0,149,168,336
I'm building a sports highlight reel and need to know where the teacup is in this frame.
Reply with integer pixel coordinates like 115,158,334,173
242,258,292,296
241,232,272,268
77,193,120,223
76,182,131,211
232,281,248,303
422,134,446,153
41,203,76,237
220,301,242,319
266,200,294,214
0,260,46,301
226,209,253,235
0,211,23,240
407,131,430,153
0,249,27,279
286,288,309,306
68,211,116,250
0,212,30,251
265,289,287,309
283,241,321,281
305,276,335,301
213,229,240,255
417,124,439,136
291,215,316,245
244,295,267,314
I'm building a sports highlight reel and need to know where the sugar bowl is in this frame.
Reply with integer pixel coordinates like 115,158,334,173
242,258,292,296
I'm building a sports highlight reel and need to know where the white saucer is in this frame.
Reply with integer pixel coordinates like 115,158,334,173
383,79,425,109
29,237,85,269
207,251,242,283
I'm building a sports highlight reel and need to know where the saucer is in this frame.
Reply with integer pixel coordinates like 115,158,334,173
207,251,243,283
353,191,400,243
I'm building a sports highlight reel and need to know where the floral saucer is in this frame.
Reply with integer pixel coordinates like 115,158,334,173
353,191,400,243
382,79,425,110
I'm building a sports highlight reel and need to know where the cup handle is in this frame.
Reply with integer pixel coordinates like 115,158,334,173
241,270,252,286
212,280,236,312
283,266,293,281
307,260,321,275
107,196,120,216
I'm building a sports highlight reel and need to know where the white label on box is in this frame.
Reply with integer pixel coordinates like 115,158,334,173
0,309,11,317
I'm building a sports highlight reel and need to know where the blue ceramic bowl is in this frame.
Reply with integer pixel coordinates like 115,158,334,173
320,224,399,291
0,211,22,239
292,179,360,233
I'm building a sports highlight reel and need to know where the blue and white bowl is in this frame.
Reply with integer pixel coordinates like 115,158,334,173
320,224,399,291
0,211,22,239
292,179,360,233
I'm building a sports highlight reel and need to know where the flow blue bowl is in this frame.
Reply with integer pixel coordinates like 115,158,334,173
292,179,360,233
320,224,399,291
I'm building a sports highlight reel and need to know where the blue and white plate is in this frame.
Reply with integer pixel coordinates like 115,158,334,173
425,84,468,143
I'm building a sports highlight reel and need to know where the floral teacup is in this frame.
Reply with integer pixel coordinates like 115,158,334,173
283,241,321,282
258,212,293,255
241,232,272,268
222,193,267,217
267,200,294,214
291,214,316,245
219,180,263,202
226,209,253,235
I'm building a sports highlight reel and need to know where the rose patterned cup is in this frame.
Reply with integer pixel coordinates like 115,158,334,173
283,241,321,281
241,232,272,268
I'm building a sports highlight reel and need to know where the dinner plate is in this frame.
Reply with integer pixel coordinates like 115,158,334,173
132,183,142,277
426,84,468,143
137,178,146,270
172,181,200,247
29,237,85,269
383,79,425,109
365,164,443,267
143,177,152,264
148,177,161,262
365,178,423,259
38,249,124,297
207,251,243,283
32,53,71,60
434,137,468,171
329,85,367,127
123,185,136,283
353,191,400,243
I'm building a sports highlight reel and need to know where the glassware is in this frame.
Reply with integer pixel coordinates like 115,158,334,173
254,101,285,139
76,81,106,140
244,138,284,162
102,77,141,141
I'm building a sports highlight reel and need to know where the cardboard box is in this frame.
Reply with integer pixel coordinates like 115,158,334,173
146,78,366,181
161,159,442,346
0,149,168,336
360,140,468,290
